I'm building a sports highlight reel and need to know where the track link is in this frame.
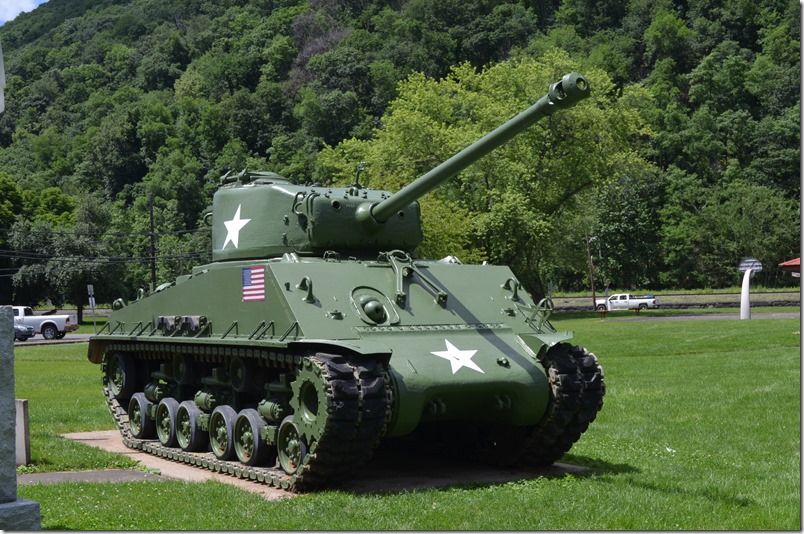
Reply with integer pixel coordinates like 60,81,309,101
521,343,605,466
100,342,391,491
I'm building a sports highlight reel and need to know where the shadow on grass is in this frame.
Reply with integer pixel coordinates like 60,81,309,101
564,454,755,508
560,453,639,475
334,445,639,496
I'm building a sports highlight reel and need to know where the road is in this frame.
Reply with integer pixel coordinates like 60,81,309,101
14,308,800,347
14,333,93,346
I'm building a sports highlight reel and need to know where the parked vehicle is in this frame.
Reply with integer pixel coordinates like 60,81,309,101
12,306,79,340
596,293,660,311
13,323,35,341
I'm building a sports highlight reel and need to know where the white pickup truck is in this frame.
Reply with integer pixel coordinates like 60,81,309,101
11,306,79,340
595,293,660,311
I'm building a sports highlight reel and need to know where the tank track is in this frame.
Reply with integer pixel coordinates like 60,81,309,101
99,341,392,492
520,342,605,465
455,342,604,467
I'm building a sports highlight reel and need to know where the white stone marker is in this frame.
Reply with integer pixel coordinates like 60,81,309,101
0,306,41,530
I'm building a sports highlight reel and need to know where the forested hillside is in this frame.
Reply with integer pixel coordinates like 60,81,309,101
0,0,799,308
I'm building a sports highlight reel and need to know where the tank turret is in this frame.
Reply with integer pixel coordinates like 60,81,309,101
211,72,589,261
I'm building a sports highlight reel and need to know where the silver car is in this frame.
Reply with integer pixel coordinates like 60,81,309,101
14,323,35,341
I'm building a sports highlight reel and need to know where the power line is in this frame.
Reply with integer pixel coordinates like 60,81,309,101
0,250,211,278
0,227,210,238
0,250,209,264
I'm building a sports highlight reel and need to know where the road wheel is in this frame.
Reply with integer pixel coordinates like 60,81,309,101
209,405,237,460
155,398,180,447
41,324,58,340
176,401,208,452
277,416,307,475
128,393,155,439
596,304,607,311
104,352,136,400
234,409,273,466
638,303,647,310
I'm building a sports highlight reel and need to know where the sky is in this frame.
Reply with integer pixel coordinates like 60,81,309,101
0,0,49,26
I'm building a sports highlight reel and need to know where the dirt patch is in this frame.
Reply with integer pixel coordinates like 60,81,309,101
52,430,586,499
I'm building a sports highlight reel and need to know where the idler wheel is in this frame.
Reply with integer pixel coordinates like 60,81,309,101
234,408,273,466
104,352,136,400
155,397,180,447
176,400,208,452
209,405,238,460
290,357,331,444
128,393,155,439
277,416,307,475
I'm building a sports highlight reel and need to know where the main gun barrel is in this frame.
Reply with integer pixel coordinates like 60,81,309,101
369,72,590,224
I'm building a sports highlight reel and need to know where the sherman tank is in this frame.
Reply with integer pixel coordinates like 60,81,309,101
88,72,604,491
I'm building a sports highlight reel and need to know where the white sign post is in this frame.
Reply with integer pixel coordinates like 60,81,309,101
87,284,97,333
738,258,763,320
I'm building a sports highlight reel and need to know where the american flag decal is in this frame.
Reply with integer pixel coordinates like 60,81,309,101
242,266,265,301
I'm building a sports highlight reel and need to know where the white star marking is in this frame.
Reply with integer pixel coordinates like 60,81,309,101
430,340,484,374
222,204,251,249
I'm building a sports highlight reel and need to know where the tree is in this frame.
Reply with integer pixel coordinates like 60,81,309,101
590,170,664,289
660,176,799,288
643,10,697,72
316,52,654,296
9,193,124,319
0,175,24,302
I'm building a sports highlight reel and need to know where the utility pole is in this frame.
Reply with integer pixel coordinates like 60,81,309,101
585,230,597,310
149,192,156,290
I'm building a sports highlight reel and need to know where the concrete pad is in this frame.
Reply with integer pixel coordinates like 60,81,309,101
60,431,290,501
58,430,587,497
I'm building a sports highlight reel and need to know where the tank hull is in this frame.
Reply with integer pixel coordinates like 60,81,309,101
91,256,563,434
89,255,602,489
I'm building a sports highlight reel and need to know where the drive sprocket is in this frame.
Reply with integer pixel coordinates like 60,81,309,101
290,356,333,445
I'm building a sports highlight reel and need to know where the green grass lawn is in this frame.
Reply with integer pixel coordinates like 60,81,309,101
15,315,801,530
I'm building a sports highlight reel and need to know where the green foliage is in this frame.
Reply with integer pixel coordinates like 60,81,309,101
591,171,665,289
9,191,125,311
660,175,799,287
643,10,697,71
0,0,799,303
0,174,23,229
319,54,655,296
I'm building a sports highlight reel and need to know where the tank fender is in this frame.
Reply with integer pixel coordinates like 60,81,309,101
287,339,392,363
88,339,113,364
517,331,574,361
89,338,391,364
